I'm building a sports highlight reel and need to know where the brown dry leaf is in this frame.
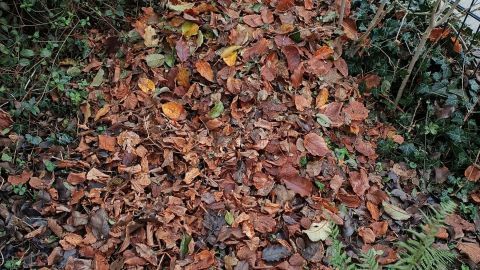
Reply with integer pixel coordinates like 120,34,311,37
451,37,462,53
370,221,388,236
184,167,201,184
358,227,375,244
363,74,381,90
48,218,64,238
343,100,369,121
94,104,110,121
243,38,269,61
294,95,311,112
64,233,83,246
0,109,13,130
276,0,294,12
366,201,380,220
86,168,110,183
457,242,480,264
330,175,344,194
143,25,159,47
291,62,305,88
316,88,329,108
8,171,32,185
337,189,361,208
93,253,109,270
429,27,450,42
464,165,480,182
282,45,301,72
135,243,158,265
342,18,358,40
304,133,330,156
334,58,348,77
176,66,190,88
186,249,215,270
67,172,86,185
138,77,155,93
98,135,117,152
176,39,190,62
162,101,186,121
243,14,263,27
282,176,313,197
195,60,214,82
314,46,334,59
349,168,370,196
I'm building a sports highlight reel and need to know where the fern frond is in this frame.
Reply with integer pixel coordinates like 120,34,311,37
327,224,355,270
388,200,457,270
356,248,381,270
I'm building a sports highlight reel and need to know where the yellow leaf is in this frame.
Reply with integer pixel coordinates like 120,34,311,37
143,25,159,47
220,45,241,67
176,67,190,88
138,77,155,93
94,104,110,121
162,101,185,120
181,21,199,37
316,88,329,108
302,221,332,242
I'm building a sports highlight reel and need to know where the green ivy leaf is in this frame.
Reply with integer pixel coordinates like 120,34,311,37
316,113,332,127
40,48,52,58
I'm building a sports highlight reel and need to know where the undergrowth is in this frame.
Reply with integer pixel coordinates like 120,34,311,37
328,201,457,270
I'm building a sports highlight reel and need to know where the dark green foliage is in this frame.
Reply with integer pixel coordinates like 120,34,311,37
348,0,480,174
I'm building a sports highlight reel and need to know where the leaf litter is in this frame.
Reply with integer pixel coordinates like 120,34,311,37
1,0,479,269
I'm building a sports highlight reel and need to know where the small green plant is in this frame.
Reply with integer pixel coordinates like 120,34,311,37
3,258,22,270
328,201,457,270
12,184,27,196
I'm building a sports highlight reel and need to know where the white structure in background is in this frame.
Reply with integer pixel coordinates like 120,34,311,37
457,0,480,30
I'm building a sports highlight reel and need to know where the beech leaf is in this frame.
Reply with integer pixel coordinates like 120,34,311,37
382,201,411,221
302,221,332,242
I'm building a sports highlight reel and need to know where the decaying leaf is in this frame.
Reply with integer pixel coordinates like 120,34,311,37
181,21,199,37
138,77,155,93
162,101,186,120
464,165,480,182
457,242,480,264
195,60,214,82
382,201,411,221
262,245,291,262
143,25,159,47
220,45,242,66
304,133,330,156
303,221,332,242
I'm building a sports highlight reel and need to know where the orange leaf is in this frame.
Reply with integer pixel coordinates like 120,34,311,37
465,165,480,182
314,45,334,60
138,77,155,93
176,66,190,88
342,18,358,40
316,88,329,108
451,37,462,53
304,133,330,156
8,171,32,185
429,27,450,42
162,101,186,121
195,60,214,82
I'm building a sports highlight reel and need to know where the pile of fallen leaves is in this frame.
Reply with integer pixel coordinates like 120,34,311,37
1,0,480,269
